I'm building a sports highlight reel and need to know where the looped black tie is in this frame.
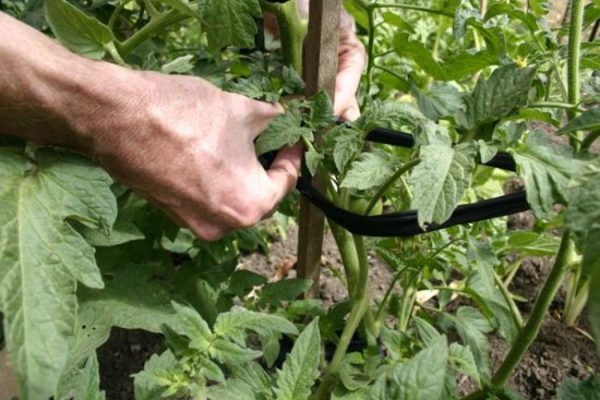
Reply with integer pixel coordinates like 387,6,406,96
259,127,529,237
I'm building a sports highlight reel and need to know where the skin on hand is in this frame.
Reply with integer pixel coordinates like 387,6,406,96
93,71,303,241
0,12,302,241
335,8,367,121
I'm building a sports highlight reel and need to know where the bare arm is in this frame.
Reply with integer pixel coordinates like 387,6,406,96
0,12,302,241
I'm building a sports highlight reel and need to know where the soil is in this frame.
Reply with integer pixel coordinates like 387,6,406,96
98,221,600,399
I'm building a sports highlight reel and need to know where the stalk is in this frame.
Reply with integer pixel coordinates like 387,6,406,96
564,277,589,326
566,0,584,147
581,131,600,152
117,9,189,56
364,158,420,215
312,235,370,400
330,222,360,295
272,0,307,73
494,272,524,328
463,233,577,399
362,5,376,108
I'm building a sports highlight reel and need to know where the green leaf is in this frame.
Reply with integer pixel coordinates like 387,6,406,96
409,144,476,228
274,318,321,400
557,376,600,400
467,238,518,344
161,55,196,74
214,306,298,343
443,307,493,380
230,362,272,396
260,278,313,305
331,128,362,174
453,3,479,40
227,269,267,297
382,12,414,33
393,32,498,81
306,148,324,176
255,105,307,155
308,91,336,129
390,335,448,400
202,0,261,54
559,109,600,134
45,0,115,59
55,354,105,400
77,217,144,247
209,378,256,400
511,131,582,218
78,263,183,335
466,64,536,128
565,158,600,278
133,351,178,400
341,150,397,191
211,338,262,364
171,302,212,351
448,343,480,385
411,82,466,122
343,0,370,31
0,148,115,399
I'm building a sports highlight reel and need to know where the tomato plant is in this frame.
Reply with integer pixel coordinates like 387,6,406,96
0,0,599,399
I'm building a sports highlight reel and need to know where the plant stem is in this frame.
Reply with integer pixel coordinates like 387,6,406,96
464,233,577,399
528,101,585,113
373,3,453,17
567,0,584,147
364,158,420,215
312,235,370,400
272,0,307,73
362,6,376,108
581,131,600,151
564,274,588,326
330,222,360,296
494,272,524,328
117,9,189,56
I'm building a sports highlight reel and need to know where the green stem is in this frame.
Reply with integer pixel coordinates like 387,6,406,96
108,0,132,30
528,101,585,113
365,158,420,215
362,6,377,108
330,222,360,296
273,0,306,73
373,3,453,17
312,235,370,400
464,233,577,399
494,272,524,328
117,9,189,56
567,0,584,147
581,131,600,151
398,274,419,332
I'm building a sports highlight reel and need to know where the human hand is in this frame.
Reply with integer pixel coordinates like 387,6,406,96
91,70,302,241
334,9,367,121
265,3,366,121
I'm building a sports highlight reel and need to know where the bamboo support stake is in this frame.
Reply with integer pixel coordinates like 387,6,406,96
296,0,342,298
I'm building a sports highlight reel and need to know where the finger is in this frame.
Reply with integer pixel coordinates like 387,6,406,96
248,100,285,140
263,144,303,208
340,100,361,122
334,47,366,117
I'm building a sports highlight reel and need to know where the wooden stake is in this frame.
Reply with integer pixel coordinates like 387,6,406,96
297,0,342,298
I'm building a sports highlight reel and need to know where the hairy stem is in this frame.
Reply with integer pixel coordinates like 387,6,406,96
117,9,189,56
567,0,584,147
494,272,524,328
362,6,376,108
365,158,420,215
273,0,307,73
312,235,370,399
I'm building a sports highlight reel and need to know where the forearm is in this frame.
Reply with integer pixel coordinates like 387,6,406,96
0,12,136,155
